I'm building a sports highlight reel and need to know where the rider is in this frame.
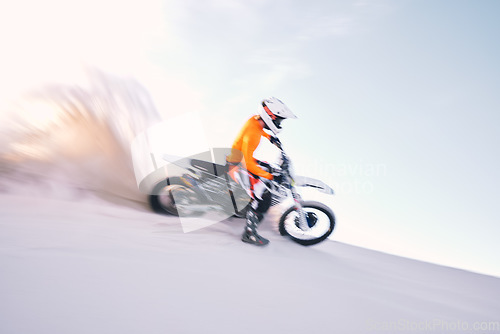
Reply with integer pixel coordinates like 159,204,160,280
227,97,297,246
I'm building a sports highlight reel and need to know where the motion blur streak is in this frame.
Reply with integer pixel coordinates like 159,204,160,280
0,69,162,208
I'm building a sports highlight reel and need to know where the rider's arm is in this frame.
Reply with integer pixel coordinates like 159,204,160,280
241,133,273,180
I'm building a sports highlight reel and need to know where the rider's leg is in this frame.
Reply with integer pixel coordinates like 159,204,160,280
231,166,272,246
242,188,271,246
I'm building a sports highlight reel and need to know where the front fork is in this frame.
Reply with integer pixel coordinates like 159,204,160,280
291,187,309,231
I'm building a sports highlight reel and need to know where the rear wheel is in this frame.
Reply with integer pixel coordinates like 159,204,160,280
149,177,200,216
278,201,335,246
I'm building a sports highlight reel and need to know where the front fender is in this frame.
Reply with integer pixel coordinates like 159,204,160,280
293,176,334,195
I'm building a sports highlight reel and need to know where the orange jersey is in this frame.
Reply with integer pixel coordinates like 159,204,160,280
227,116,273,180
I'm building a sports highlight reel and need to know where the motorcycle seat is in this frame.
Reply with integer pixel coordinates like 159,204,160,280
190,159,229,177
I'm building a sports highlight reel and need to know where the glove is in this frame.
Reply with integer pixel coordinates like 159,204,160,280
269,136,282,148
272,171,284,184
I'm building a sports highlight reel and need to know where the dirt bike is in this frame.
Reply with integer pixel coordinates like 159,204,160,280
149,143,336,246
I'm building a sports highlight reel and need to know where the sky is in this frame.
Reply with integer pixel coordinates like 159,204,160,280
1,0,499,276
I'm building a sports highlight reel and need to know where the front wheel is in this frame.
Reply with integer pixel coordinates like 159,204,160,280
278,201,335,246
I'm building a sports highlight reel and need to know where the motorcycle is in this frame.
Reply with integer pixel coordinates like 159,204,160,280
149,142,336,246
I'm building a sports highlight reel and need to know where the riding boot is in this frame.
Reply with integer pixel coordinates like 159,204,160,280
241,208,269,246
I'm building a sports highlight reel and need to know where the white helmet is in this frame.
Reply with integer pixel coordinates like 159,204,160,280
258,97,297,134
